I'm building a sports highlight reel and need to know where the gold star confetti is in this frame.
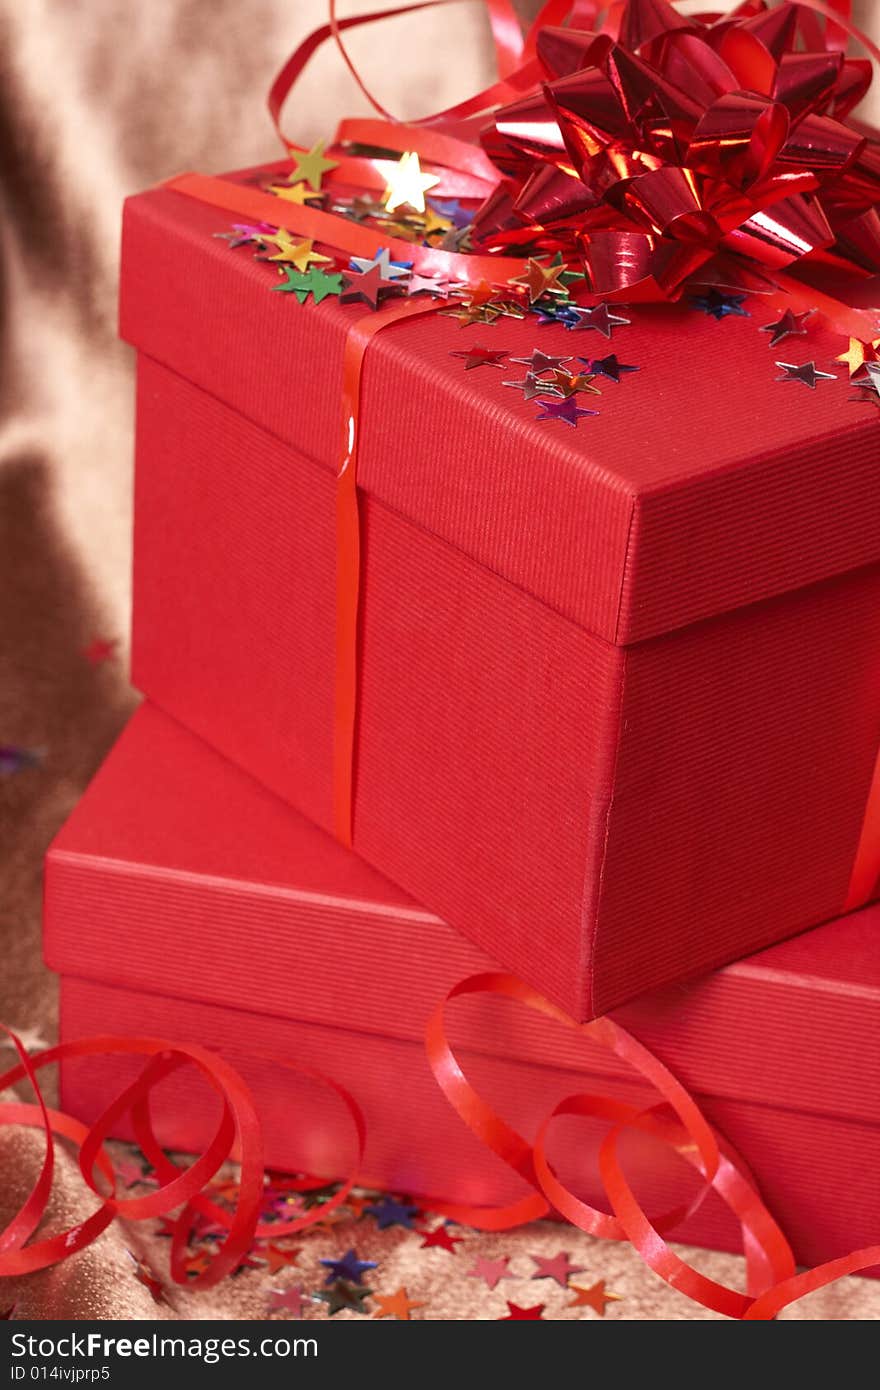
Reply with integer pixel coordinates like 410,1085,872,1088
286,140,339,192
509,256,570,303
376,150,440,214
267,181,325,207
539,368,601,398
260,233,332,271
836,336,880,378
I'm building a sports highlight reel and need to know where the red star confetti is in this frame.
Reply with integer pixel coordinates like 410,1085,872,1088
567,1280,622,1316
499,1301,545,1320
449,345,509,370
267,1285,307,1316
467,1255,511,1290
339,264,388,310
372,1287,426,1320
262,1243,302,1275
82,637,117,664
531,1251,585,1287
760,309,811,348
775,360,836,388
128,1252,165,1304
535,396,598,426
419,1223,464,1253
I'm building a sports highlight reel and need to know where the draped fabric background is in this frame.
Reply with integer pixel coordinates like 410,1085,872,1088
1,1,878,1320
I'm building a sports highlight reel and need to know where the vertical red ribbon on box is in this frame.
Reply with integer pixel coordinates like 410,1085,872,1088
332,296,452,845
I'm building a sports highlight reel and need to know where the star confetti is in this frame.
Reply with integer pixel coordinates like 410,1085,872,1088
183,1251,212,1278
535,301,587,329
267,1285,308,1317
850,361,880,406
571,303,631,337
82,637,117,664
837,336,880,378
349,247,412,283
339,264,392,310
499,1301,545,1320
509,256,570,304
531,1251,585,1287
267,181,325,207
262,1243,302,1275
376,151,440,215
502,373,561,401
420,1223,464,1253
511,349,572,372
467,1255,511,1290
260,235,332,272
364,1196,419,1229
128,1252,165,1304
450,345,508,370
272,267,343,305
372,1287,426,1320
567,1279,622,1316
441,301,502,326
760,309,811,348
407,271,449,297
0,745,43,775
535,397,598,426
320,1248,377,1285
580,353,639,382
286,140,338,192
775,360,836,389
540,369,600,398
690,289,750,320
316,1280,373,1316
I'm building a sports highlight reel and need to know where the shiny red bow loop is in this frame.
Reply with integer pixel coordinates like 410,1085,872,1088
474,0,880,300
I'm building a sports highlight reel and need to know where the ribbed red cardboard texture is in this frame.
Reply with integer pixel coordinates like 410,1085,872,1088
45,706,880,1270
121,172,880,1017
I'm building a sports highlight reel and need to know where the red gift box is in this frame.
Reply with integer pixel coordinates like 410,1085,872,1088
120,166,880,1020
44,704,880,1271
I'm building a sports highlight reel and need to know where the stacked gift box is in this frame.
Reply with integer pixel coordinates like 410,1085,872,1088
44,0,880,1284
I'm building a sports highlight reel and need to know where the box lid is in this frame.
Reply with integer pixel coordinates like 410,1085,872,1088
44,703,880,1128
120,167,880,646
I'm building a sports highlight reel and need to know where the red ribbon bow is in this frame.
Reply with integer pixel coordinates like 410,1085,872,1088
472,0,880,300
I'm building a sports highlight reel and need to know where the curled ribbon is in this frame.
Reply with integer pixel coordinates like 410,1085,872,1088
1,998,877,1318
0,1028,364,1288
425,973,880,1319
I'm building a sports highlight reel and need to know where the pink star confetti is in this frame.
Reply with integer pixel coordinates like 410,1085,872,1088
467,1255,511,1290
267,1285,307,1316
531,1251,585,1287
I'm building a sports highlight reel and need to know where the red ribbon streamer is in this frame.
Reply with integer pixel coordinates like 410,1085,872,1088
1,997,877,1317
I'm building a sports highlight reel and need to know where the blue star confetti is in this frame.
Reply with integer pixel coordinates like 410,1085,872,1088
320,1249,378,1285
689,289,749,320
364,1196,420,1230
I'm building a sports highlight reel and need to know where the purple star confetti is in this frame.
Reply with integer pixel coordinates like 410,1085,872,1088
689,289,749,320
320,1249,378,1285
535,397,598,427
579,353,639,382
